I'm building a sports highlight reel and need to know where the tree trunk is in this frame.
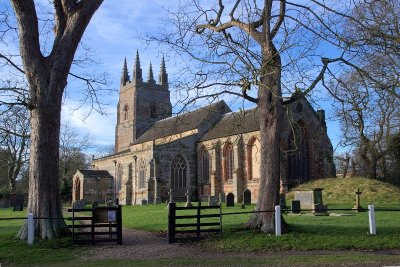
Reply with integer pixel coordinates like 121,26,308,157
10,0,103,240
350,159,356,177
9,179,16,191
18,96,68,239
367,155,377,180
342,155,350,178
246,46,284,233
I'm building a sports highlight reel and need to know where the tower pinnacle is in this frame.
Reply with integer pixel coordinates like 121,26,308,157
133,50,142,82
158,56,168,87
147,62,155,84
120,57,129,86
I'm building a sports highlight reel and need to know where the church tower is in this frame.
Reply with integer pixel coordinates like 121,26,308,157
115,51,172,152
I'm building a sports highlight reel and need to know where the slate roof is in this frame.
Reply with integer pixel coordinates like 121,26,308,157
200,108,260,141
133,101,230,144
93,148,130,161
78,170,113,178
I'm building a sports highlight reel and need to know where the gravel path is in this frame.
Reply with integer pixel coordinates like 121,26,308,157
82,228,227,260
82,227,400,266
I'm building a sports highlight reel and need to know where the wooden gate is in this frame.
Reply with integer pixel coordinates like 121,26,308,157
168,202,222,243
68,205,122,245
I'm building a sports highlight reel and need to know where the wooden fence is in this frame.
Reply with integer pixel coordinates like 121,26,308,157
168,202,222,243
67,205,122,245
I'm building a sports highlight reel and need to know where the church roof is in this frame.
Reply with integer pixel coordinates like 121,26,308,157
133,101,230,144
78,170,113,178
200,108,260,141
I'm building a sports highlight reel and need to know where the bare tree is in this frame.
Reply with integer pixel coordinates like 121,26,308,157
331,71,399,179
151,0,360,232
335,153,350,178
343,0,400,98
1,0,104,239
0,105,29,191
59,123,91,202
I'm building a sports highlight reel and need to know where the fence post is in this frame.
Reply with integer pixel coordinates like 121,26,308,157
117,205,123,245
368,205,376,235
196,202,201,238
168,202,176,244
275,205,281,236
27,213,34,245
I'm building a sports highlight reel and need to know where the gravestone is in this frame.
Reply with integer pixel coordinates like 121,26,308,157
73,199,85,209
243,189,251,205
294,188,324,211
13,197,24,212
91,201,98,208
219,192,226,203
141,199,148,205
185,190,193,207
314,203,328,216
291,200,301,214
226,193,235,207
208,196,218,206
105,196,112,206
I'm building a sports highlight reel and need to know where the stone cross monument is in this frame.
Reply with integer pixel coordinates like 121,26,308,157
184,190,192,207
353,188,363,212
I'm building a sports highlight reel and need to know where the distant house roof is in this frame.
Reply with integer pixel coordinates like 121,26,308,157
78,170,113,178
133,101,230,144
200,108,260,141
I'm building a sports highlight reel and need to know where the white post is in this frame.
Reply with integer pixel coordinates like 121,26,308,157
275,205,281,236
368,205,376,235
27,213,34,245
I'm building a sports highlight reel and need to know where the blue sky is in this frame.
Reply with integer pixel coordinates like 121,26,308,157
1,1,343,153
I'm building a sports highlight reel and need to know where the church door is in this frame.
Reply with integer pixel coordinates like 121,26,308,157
74,178,80,201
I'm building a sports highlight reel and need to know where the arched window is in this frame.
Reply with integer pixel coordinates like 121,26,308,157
288,121,310,188
139,160,146,189
247,137,261,180
123,104,129,120
171,154,187,189
223,143,234,181
200,148,210,183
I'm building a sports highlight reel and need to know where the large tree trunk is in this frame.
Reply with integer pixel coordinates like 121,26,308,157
246,45,284,233
360,144,377,180
11,0,103,239
18,93,68,239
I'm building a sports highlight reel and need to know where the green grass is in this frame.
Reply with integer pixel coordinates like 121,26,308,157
120,200,400,251
286,176,400,206
0,208,83,266
40,254,400,267
2,177,400,266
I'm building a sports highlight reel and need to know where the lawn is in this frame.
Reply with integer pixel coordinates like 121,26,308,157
2,202,400,266
121,201,400,251
0,208,83,266
2,177,400,266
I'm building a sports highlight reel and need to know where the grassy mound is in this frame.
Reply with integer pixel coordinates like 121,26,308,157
286,176,400,206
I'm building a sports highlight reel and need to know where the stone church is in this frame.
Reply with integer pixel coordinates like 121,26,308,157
72,51,335,205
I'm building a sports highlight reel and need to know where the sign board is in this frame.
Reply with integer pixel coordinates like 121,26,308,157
108,210,116,222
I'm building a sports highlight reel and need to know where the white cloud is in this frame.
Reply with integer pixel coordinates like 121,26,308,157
61,98,116,146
